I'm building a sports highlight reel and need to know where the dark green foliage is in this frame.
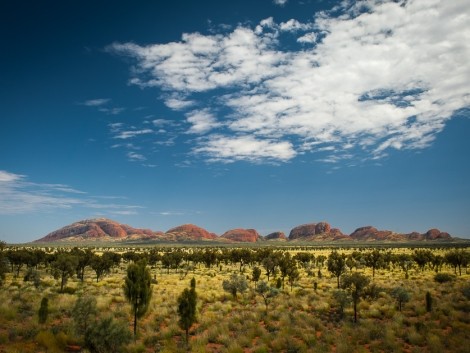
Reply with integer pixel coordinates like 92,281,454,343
413,250,434,272
287,267,300,291
0,248,9,286
462,285,470,300
434,272,455,283
328,251,346,288
51,253,78,292
91,254,112,282
364,250,384,277
333,290,351,318
71,247,93,282
38,297,48,324
445,250,468,276
84,316,131,353
275,278,282,289
426,291,432,312
72,295,98,337
123,260,153,338
256,280,279,312
177,279,197,342
341,272,370,323
222,273,248,298
252,266,261,287
23,268,41,288
391,286,410,311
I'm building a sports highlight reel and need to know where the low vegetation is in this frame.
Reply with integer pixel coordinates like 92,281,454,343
0,240,468,352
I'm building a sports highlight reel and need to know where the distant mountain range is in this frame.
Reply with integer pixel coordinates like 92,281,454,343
34,218,455,243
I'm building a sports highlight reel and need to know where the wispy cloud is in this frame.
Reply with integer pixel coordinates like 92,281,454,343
80,98,125,115
273,0,288,6
0,170,143,215
114,129,153,140
127,152,147,161
80,98,110,107
109,0,470,164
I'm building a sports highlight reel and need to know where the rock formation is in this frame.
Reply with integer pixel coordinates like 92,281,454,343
221,228,260,242
36,218,163,242
265,231,287,241
165,224,217,241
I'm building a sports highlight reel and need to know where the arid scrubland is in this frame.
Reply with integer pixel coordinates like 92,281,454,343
0,244,469,353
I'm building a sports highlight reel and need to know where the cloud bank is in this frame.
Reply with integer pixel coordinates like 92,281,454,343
0,170,142,215
109,0,470,164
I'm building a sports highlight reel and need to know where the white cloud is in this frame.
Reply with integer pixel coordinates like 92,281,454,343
164,96,195,110
98,107,125,115
80,98,110,107
114,129,153,139
186,109,222,134
297,32,317,43
193,135,296,163
0,171,141,215
110,0,470,164
273,0,288,6
0,170,23,182
127,152,147,161
279,19,313,32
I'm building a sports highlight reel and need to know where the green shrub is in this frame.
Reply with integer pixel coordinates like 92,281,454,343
434,273,455,283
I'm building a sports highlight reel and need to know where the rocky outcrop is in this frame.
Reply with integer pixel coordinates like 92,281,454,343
349,226,407,241
36,218,163,242
350,226,453,241
265,231,287,241
221,229,260,242
405,229,452,241
165,224,217,241
288,222,348,241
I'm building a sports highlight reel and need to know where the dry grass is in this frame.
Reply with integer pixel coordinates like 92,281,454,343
0,246,468,352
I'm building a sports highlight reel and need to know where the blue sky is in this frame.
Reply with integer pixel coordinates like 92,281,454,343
1,0,469,243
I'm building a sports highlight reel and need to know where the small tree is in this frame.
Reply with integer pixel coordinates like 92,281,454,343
24,268,41,289
390,287,410,312
222,273,248,299
91,254,113,282
328,251,346,288
341,272,370,323
252,266,261,289
123,260,153,338
287,267,300,292
177,278,197,343
333,290,351,318
38,297,48,324
426,291,432,312
84,316,131,353
364,250,383,278
256,281,279,313
51,253,78,292
72,295,98,337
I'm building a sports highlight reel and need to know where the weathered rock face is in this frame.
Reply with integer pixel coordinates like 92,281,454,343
288,222,349,241
221,229,260,242
350,226,453,241
289,223,318,239
165,224,217,240
349,226,405,241
424,229,451,240
36,218,163,242
265,231,287,241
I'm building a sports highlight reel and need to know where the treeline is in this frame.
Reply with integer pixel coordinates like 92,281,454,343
1,242,469,290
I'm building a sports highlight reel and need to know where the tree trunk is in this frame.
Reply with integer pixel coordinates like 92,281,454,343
353,301,357,323
134,307,137,339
